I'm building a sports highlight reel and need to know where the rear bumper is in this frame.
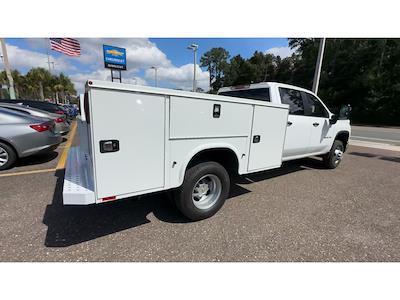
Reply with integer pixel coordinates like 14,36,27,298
63,146,96,205
55,122,70,135
19,134,63,157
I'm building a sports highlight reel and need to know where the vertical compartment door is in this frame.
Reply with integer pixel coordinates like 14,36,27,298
90,89,165,199
248,106,288,172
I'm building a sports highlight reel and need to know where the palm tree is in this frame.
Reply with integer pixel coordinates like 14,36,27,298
52,83,64,104
26,68,52,100
0,71,8,98
11,70,24,99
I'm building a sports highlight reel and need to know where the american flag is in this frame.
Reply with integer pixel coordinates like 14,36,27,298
50,38,81,56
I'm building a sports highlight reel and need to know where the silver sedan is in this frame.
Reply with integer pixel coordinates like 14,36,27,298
0,107,62,170
0,102,70,135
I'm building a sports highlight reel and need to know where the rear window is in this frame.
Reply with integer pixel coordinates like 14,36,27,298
1,107,30,115
23,101,59,112
219,88,271,102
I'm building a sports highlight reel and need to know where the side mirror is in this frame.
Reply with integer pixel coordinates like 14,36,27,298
339,104,352,120
329,114,338,125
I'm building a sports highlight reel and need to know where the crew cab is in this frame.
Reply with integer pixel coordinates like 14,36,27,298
63,80,351,221
218,82,351,168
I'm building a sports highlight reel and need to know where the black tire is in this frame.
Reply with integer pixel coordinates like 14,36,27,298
323,140,344,169
175,161,230,221
0,142,17,171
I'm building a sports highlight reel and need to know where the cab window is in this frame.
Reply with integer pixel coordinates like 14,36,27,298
278,88,304,115
303,92,329,118
219,88,270,102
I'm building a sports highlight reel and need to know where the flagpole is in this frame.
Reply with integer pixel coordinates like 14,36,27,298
45,38,51,72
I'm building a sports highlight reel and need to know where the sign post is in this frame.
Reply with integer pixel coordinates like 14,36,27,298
103,45,127,83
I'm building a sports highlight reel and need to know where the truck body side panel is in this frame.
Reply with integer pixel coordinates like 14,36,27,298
168,137,249,188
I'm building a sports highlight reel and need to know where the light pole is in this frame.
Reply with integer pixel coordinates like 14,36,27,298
150,66,158,87
312,38,326,95
0,38,16,100
187,43,199,92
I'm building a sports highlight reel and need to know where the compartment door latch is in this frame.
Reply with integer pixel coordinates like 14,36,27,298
100,140,120,153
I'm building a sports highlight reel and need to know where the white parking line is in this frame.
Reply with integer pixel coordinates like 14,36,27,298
351,135,400,144
349,139,400,152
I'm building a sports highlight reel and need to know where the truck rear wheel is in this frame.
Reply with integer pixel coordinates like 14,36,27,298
323,140,344,169
175,161,230,221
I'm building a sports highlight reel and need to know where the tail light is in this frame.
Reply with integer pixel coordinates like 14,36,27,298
30,122,52,132
54,117,64,123
55,110,65,115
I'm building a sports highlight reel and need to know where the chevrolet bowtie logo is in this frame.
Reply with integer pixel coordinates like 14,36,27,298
106,49,124,57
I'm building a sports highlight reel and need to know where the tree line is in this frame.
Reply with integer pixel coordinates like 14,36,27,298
0,67,76,103
201,39,400,125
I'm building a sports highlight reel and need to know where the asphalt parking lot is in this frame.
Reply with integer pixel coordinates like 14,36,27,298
0,127,399,261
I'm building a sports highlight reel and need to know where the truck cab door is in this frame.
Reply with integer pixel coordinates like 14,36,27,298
302,92,333,154
279,87,312,158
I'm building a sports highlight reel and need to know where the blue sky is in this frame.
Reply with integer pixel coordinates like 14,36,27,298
1,38,292,92
150,38,289,65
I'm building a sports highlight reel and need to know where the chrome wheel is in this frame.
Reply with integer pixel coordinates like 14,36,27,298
334,146,343,165
192,174,222,210
0,146,9,167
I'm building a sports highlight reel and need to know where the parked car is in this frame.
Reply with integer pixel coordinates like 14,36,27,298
60,104,78,119
0,99,66,116
0,103,70,135
0,107,62,170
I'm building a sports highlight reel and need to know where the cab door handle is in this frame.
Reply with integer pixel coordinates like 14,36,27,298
287,121,293,126
313,122,320,127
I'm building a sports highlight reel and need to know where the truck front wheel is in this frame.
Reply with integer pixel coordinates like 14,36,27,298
323,140,344,169
175,161,230,221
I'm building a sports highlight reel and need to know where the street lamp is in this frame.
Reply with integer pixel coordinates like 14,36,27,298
312,38,326,95
150,66,158,87
187,43,199,92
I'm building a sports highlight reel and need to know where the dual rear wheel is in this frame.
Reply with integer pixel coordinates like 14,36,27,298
174,161,230,221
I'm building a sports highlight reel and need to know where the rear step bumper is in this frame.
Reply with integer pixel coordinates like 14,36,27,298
63,146,96,205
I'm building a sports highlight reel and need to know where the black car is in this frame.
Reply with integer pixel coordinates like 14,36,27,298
0,99,66,116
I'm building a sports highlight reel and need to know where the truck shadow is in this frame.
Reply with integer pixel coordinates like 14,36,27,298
43,158,324,247
349,151,400,163
15,151,58,167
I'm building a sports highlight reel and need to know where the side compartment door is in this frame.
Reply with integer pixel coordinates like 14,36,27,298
279,87,312,158
90,89,165,199
248,105,288,172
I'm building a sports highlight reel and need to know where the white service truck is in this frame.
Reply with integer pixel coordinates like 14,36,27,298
63,80,351,220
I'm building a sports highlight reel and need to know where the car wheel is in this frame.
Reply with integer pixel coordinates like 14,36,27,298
323,140,344,169
0,142,17,171
175,161,230,221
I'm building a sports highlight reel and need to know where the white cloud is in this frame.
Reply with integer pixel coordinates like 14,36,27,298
76,38,172,71
70,69,147,93
25,38,172,72
4,38,208,93
145,64,210,91
1,43,76,73
265,46,296,58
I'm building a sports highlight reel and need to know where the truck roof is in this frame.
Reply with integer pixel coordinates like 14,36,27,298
218,82,315,95
86,80,288,110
